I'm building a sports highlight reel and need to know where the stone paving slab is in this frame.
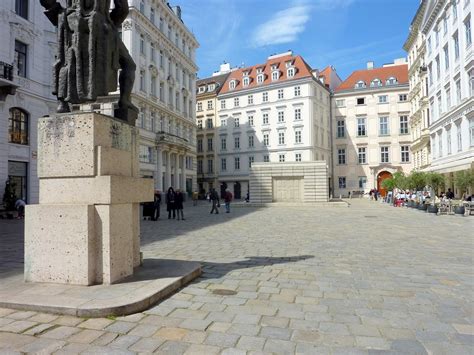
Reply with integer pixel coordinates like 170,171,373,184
0,259,201,317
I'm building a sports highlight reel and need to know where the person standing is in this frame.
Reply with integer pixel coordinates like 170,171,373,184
166,187,176,219
192,191,198,206
152,190,161,221
210,188,220,214
224,189,233,213
15,198,26,219
176,189,185,220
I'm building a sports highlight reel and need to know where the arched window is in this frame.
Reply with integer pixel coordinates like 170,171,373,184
287,68,295,77
243,77,250,87
386,77,398,85
229,80,236,90
355,80,366,89
272,71,279,81
257,74,264,84
370,78,382,87
8,108,29,145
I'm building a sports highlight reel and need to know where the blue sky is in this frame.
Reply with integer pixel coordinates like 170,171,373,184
178,0,419,80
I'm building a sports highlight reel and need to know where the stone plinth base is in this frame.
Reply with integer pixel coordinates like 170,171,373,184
25,113,153,286
1,259,201,317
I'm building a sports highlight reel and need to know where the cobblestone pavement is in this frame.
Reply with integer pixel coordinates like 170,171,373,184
0,200,473,354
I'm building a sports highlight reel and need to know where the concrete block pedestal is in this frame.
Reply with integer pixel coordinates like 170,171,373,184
24,112,153,285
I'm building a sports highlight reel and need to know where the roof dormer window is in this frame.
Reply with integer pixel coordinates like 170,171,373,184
243,77,250,87
272,71,279,81
271,64,278,70
243,71,249,76
256,67,264,74
229,80,237,90
208,84,215,91
370,78,382,87
285,60,293,68
198,86,205,93
257,74,264,84
355,80,366,89
386,77,398,85
287,68,295,77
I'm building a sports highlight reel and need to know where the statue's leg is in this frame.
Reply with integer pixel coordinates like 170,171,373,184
118,41,137,111
57,100,70,113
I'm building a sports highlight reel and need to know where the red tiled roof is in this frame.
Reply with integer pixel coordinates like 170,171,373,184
219,55,313,95
335,64,408,92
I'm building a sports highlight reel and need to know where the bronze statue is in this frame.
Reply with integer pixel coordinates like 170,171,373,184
40,0,138,124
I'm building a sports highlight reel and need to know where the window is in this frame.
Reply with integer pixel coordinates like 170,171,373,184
221,138,227,150
207,138,213,152
278,154,285,162
456,79,461,104
197,160,203,174
465,16,472,47
359,177,367,189
248,156,254,168
356,98,365,105
221,100,226,109
428,63,433,86
386,77,397,85
248,135,254,147
234,117,240,127
207,84,215,92
197,102,202,111
197,139,203,152
264,155,270,162
8,108,28,145
234,157,240,170
401,146,410,163
262,92,268,102
15,41,27,78
263,134,269,146
221,158,227,172
234,136,240,149
379,117,389,135
197,120,203,129
139,70,145,91
337,120,345,138
378,95,388,103
370,79,382,87
257,74,264,84
447,129,452,154
357,117,366,136
220,118,227,127
399,94,407,102
444,45,449,70
336,99,345,107
151,76,157,96
294,86,301,96
295,130,302,143
150,43,155,62
140,35,145,55
248,95,254,105
139,145,153,163
435,56,440,79
248,115,254,126
446,87,451,109
295,153,302,162
207,159,213,173
428,36,432,54
229,80,236,90
380,146,389,163
443,16,448,35
294,108,301,120
150,7,155,24
139,1,145,14
454,32,460,60
15,0,28,19
457,124,462,151
355,80,366,89
338,177,346,189
358,147,366,164
243,77,250,87
453,0,458,20
272,71,279,81
278,111,284,123
337,148,346,165
207,100,213,110
400,115,409,134
287,68,295,77
278,132,285,145
263,113,269,124
470,120,474,147
234,98,239,107
277,89,284,99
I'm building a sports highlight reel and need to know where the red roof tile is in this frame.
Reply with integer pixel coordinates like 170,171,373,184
335,64,408,92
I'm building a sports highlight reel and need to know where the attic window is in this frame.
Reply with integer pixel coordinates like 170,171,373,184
285,60,293,68
243,71,249,76
287,68,295,77
243,77,250,87
271,64,278,70
198,86,205,93
256,67,263,74
355,80,366,89
208,84,215,91
229,80,236,90
386,77,398,85
257,74,264,84
370,78,382,87
272,71,279,81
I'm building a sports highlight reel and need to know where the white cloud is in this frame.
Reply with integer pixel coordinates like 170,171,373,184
312,0,355,10
252,3,311,47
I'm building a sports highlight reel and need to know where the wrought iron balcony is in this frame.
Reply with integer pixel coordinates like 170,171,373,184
0,61,18,101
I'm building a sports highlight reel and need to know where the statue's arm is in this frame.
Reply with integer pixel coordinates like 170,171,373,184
110,0,129,27
39,0,63,27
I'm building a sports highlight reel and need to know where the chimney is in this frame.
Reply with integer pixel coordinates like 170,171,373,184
367,61,374,70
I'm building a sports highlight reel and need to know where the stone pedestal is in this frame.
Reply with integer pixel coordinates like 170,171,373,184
25,113,153,285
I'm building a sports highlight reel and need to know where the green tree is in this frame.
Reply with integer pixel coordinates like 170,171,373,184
454,169,474,198
381,177,395,192
408,171,427,191
2,179,17,211
426,172,445,202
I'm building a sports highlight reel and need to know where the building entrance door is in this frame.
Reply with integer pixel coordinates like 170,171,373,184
8,161,28,202
234,182,241,199
377,171,392,197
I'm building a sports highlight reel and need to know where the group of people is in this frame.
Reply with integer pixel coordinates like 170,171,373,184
369,189,380,201
208,188,233,214
149,187,186,221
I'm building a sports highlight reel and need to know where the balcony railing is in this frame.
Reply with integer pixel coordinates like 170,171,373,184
0,62,14,81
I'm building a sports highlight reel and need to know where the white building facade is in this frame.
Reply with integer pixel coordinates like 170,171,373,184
216,52,332,199
93,0,199,195
404,0,431,171
0,0,56,204
332,60,413,198
422,0,474,196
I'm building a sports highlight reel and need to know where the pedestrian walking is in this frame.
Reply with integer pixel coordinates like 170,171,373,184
152,190,161,221
210,188,220,214
166,187,176,219
192,191,198,206
224,189,233,213
176,189,185,220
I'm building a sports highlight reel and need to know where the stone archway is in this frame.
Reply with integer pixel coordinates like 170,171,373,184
377,171,393,197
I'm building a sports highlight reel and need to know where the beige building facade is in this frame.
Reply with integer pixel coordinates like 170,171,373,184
332,60,413,197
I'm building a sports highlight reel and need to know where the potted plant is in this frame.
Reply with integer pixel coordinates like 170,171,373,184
426,172,445,214
454,170,474,215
